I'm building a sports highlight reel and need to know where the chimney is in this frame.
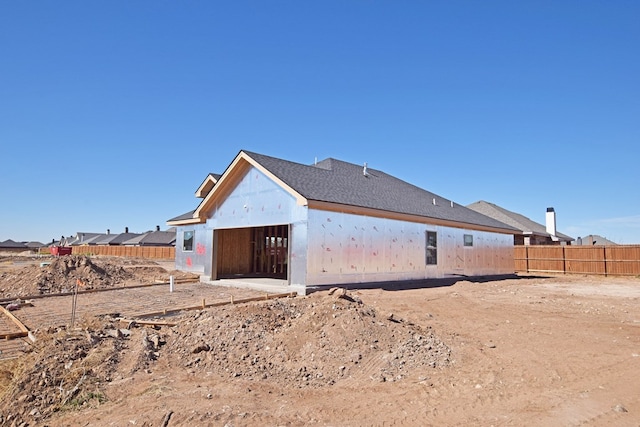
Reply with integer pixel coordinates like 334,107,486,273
546,207,557,237
125,227,129,233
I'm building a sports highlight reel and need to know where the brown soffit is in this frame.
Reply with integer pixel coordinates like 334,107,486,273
195,174,219,199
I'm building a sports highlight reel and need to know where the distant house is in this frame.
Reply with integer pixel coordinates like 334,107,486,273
24,241,45,250
64,233,104,246
466,201,574,246
575,235,618,246
168,150,518,295
65,228,174,247
0,239,28,253
122,228,176,246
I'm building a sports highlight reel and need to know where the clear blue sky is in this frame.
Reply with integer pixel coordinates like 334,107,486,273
1,1,639,244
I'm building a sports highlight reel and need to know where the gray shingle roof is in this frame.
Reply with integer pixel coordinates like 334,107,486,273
466,200,574,241
242,151,517,232
107,233,143,245
66,232,104,246
575,235,617,246
0,239,27,248
168,210,196,222
139,230,176,246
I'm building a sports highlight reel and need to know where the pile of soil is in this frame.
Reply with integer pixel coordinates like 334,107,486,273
0,255,198,299
0,255,133,297
166,289,451,387
0,315,132,424
0,289,451,425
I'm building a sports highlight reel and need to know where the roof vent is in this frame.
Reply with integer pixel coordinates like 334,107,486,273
432,198,436,205
363,162,368,176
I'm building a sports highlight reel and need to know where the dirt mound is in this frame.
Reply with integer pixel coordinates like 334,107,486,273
165,289,451,387
0,289,451,425
0,315,135,424
38,256,134,293
0,256,197,299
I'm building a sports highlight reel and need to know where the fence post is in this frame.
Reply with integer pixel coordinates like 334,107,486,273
603,246,607,277
562,245,566,274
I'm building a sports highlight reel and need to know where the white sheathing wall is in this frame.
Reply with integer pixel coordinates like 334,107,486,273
202,165,308,289
174,223,208,274
205,166,306,229
305,209,513,286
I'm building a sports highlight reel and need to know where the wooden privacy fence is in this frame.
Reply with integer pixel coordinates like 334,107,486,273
52,245,175,260
515,245,640,276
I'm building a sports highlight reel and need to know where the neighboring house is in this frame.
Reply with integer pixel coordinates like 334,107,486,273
122,228,177,246
24,241,45,250
575,235,618,246
168,150,518,295
0,240,45,253
0,239,28,252
64,232,104,246
466,201,574,246
66,228,174,247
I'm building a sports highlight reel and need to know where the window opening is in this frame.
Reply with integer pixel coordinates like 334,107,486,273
183,231,194,251
426,231,437,265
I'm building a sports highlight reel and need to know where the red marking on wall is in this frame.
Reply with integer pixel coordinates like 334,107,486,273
196,243,206,255
186,257,193,267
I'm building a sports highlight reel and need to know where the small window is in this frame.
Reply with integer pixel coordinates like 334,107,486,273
426,231,437,265
464,234,473,247
183,231,194,251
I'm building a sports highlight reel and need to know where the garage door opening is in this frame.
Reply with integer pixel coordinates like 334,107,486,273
216,225,288,279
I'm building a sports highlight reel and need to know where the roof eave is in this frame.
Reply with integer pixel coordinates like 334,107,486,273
193,151,308,220
307,200,518,235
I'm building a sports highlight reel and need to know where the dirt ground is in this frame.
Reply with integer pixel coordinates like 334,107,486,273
0,253,639,426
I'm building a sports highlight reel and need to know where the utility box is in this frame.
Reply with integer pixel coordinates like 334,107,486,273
50,246,72,256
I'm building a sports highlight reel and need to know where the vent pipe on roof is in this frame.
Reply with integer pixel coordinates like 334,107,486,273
546,207,557,237
432,198,436,205
125,227,129,233
450,200,454,208
156,225,160,231
363,162,368,176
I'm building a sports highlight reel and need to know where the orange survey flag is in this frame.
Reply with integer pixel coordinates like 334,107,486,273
76,278,85,287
